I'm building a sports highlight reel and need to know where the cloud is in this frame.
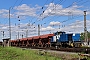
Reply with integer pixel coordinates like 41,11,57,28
0,9,16,18
39,3,83,19
0,3,85,19
0,9,8,14
60,20,90,33
0,22,39,40
0,9,9,18
0,4,41,19
49,21,61,26
40,21,61,33
14,4,41,17
41,26,55,32
40,20,90,34
0,19,90,40
12,23,38,37
2,26,8,29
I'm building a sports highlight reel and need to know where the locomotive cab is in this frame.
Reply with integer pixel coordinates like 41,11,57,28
51,31,65,47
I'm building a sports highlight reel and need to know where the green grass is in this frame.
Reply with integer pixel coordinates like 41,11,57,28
0,46,61,60
0,46,90,60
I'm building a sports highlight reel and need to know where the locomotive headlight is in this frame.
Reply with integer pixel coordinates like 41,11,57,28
80,34,81,36
73,34,75,36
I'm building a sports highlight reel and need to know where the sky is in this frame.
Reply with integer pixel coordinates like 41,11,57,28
0,0,90,41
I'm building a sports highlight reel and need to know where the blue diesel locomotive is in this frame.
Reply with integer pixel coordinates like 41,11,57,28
51,31,81,48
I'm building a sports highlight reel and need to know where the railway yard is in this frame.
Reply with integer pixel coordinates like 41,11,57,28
0,0,90,60
2,31,90,60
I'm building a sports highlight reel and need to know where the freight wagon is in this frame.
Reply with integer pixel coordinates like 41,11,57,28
10,31,82,48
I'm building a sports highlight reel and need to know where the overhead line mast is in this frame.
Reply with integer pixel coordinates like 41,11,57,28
9,8,11,46
84,11,88,43
38,24,40,36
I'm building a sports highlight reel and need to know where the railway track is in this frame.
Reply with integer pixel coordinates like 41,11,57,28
51,48,90,53
21,46,90,53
